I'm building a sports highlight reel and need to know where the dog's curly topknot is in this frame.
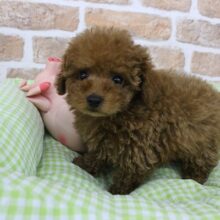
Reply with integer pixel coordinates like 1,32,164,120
56,27,220,195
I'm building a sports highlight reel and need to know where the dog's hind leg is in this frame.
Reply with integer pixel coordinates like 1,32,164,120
179,146,219,184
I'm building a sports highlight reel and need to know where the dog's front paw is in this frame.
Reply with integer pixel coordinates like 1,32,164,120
73,156,86,169
73,156,99,176
108,184,133,195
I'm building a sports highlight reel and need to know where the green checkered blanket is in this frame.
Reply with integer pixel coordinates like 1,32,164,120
0,79,220,220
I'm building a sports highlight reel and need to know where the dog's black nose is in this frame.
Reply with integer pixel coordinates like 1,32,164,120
87,94,103,108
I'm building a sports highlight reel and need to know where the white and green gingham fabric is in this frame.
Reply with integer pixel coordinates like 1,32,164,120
0,79,220,220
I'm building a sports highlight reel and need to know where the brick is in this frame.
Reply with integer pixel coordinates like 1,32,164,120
191,52,220,76
148,47,185,71
33,37,69,63
198,0,220,18
177,19,220,48
0,1,79,31
143,0,191,12
0,34,24,61
85,9,171,40
85,0,129,4
7,68,42,80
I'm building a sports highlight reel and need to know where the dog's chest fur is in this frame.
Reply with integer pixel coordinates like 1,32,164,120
73,105,170,169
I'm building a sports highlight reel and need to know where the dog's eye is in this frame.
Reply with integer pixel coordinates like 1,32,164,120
112,75,124,85
79,70,89,80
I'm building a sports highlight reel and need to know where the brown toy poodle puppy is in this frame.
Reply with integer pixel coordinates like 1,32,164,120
56,27,220,195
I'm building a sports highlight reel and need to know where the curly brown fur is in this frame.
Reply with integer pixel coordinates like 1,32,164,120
56,27,220,195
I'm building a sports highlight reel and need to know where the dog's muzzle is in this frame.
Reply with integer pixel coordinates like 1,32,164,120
87,94,103,108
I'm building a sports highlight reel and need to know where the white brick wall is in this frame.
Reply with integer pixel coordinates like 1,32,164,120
0,0,220,82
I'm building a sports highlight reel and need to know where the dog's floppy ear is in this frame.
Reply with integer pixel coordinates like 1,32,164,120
132,45,158,106
56,73,66,95
56,53,70,95
132,45,153,85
